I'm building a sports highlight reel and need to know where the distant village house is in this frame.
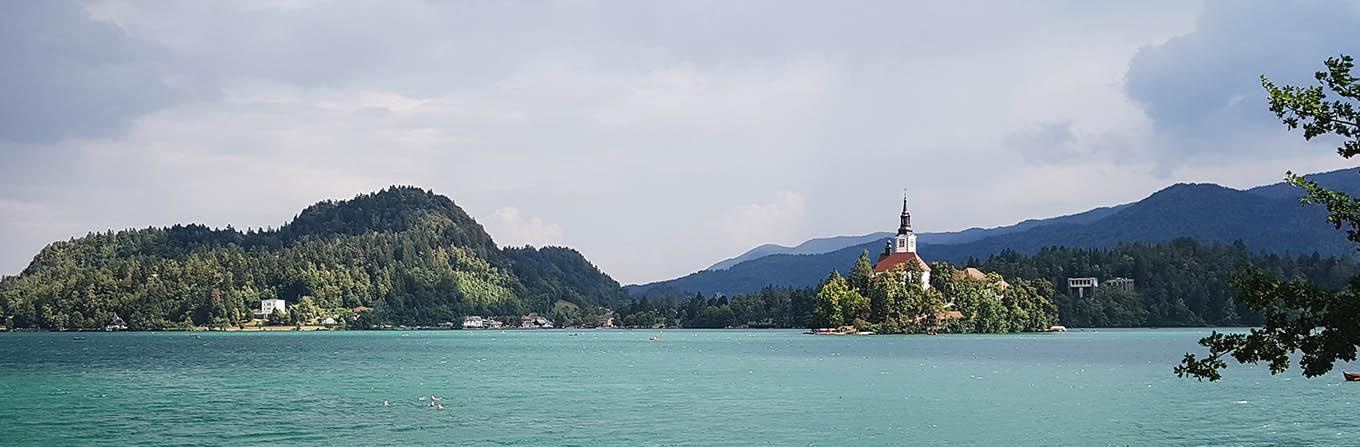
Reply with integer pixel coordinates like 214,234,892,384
1105,277,1135,292
1067,277,1098,298
257,298,286,319
461,316,506,329
105,314,127,331
1067,277,1134,297
520,314,554,329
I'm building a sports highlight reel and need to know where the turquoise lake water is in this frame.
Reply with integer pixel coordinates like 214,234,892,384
1,329,1356,446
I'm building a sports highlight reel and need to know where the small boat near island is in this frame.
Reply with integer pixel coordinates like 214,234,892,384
1344,372,1360,382
71,336,86,341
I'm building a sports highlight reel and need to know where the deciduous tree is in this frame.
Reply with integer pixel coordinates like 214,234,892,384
1179,55,1360,381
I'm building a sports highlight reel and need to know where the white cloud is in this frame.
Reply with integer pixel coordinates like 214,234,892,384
715,191,807,250
483,207,566,248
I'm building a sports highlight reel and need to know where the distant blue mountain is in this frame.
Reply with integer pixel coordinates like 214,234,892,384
1247,167,1360,199
705,204,1131,271
627,167,1360,298
706,233,891,271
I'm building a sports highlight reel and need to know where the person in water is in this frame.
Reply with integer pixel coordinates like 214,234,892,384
383,400,390,407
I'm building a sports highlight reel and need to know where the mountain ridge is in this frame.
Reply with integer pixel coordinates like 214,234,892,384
702,201,1134,273
628,168,1360,298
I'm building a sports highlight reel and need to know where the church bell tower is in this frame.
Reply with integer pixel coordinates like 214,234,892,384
895,191,917,253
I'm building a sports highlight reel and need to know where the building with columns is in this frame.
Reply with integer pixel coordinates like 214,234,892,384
873,193,931,290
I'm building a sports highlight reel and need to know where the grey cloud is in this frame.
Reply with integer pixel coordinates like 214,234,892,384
1124,0,1360,165
1005,121,1082,164
0,1,181,143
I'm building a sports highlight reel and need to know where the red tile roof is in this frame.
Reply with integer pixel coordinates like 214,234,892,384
935,310,964,320
873,252,931,273
956,267,987,281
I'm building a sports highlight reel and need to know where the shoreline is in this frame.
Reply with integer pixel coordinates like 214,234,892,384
0,326,1266,334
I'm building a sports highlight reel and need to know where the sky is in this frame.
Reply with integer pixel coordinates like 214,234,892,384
2,0,1359,285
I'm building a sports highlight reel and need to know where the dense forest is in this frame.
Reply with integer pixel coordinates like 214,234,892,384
612,287,817,329
977,238,1358,327
0,187,626,330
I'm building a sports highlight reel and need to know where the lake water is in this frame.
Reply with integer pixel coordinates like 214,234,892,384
1,329,1356,446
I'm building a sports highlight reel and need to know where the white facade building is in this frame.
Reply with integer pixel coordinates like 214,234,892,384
260,298,287,317
1067,278,1098,298
1105,277,1135,292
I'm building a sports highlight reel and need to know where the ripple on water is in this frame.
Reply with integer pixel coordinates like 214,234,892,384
2,329,1359,446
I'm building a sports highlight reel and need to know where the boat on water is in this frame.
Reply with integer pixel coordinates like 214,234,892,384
1344,372,1360,382
71,336,87,341
649,335,660,341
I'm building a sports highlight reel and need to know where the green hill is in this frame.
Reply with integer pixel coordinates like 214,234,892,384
0,186,624,330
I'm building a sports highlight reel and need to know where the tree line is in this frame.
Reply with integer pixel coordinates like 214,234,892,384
977,238,1356,327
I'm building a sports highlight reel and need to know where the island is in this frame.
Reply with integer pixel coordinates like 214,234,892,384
806,194,1058,335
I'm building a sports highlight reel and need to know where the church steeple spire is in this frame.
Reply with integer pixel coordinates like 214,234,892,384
894,190,917,253
898,190,912,235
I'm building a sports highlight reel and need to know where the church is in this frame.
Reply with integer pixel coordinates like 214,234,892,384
873,194,931,290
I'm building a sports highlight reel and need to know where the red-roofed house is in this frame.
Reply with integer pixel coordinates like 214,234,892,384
873,193,931,290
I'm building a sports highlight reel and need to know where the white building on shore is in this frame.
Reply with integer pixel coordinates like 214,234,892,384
259,298,286,317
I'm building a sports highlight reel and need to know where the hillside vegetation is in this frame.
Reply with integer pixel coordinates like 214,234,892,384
0,186,625,330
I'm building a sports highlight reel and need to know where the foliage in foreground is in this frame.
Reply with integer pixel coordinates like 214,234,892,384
1179,55,1360,381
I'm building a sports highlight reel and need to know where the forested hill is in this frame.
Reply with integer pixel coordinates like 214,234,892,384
0,186,626,330
277,188,499,257
629,168,1360,298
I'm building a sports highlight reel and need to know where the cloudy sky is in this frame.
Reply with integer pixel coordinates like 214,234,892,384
2,0,1358,284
